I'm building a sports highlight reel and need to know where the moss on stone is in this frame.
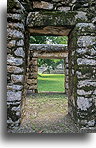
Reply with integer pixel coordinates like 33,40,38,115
7,0,16,12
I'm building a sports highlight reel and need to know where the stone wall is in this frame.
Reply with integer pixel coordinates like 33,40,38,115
7,0,26,131
7,0,96,132
68,23,96,130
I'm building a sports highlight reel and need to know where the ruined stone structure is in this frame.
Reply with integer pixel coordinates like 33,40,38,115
27,44,68,93
7,0,96,132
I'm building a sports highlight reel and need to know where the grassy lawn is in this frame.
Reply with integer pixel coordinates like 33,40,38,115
38,74,65,92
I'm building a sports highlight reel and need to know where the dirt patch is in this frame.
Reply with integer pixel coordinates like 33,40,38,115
14,93,79,133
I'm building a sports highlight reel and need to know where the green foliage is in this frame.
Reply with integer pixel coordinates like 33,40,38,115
38,74,65,92
30,36,68,44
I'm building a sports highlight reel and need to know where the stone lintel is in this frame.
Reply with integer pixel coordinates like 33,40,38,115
30,44,68,51
29,26,71,36
27,11,88,31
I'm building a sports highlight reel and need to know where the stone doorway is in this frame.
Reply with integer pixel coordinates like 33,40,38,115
7,0,96,132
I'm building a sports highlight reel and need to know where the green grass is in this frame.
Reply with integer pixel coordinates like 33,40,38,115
38,74,65,92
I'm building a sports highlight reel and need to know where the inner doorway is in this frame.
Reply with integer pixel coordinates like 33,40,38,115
38,58,65,93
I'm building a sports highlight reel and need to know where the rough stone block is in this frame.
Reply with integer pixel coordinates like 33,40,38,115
14,48,25,58
7,84,23,91
7,66,24,73
77,97,92,111
11,75,24,83
7,28,24,39
33,1,53,10
7,91,22,101
16,40,24,46
7,55,24,66
77,36,96,47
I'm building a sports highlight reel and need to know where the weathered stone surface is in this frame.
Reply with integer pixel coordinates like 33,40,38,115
7,66,24,73
57,6,70,11
16,40,24,46
14,48,25,58
77,89,93,96
77,58,96,65
33,1,53,10
7,29,24,39
7,13,23,21
77,97,92,111
30,44,68,51
11,75,24,83
7,40,16,48
27,11,88,29
8,23,24,30
76,23,96,34
77,80,96,88
7,91,22,101
7,85,23,91
7,55,23,66
29,26,71,36
27,79,37,84
77,36,96,47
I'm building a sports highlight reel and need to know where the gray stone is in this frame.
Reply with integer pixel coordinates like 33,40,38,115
30,44,68,51
77,58,96,66
77,80,96,88
7,13,22,21
57,7,70,11
7,91,22,101
7,55,23,66
7,66,24,73
77,36,96,47
77,97,92,111
8,23,24,30
7,29,24,39
7,40,16,48
14,48,25,57
75,12,87,22
16,40,24,46
7,85,23,91
77,89,93,95
11,75,24,83
33,1,53,10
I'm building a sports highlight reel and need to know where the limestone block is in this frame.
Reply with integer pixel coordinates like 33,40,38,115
77,97,92,111
29,85,37,90
77,89,93,95
77,58,96,66
33,1,53,10
7,91,22,101
7,28,24,39
7,13,23,21
27,79,37,84
11,75,24,83
7,40,16,48
75,11,87,22
16,40,24,46
87,120,95,127
77,36,96,47
76,23,95,33
77,80,96,88
76,48,96,56
14,48,25,58
57,7,70,11
7,66,24,73
7,55,24,66
7,84,23,91
8,23,24,30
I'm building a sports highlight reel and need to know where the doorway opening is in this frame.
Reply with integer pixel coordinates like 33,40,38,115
38,58,65,93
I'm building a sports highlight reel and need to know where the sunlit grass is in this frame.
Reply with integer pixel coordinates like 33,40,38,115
38,74,65,92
